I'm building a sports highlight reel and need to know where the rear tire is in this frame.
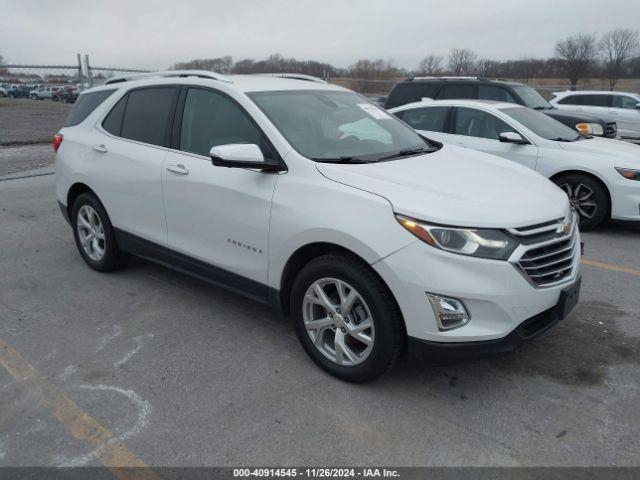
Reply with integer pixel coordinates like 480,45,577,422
71,193,128,272
291,253,404,382
554,174,609,230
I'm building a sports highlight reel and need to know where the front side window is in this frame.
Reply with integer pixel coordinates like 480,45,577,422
249,90,435,162
612,95,639,109
501,107,581,142
120,87,177,147
397,106,450,133
453,107,515,140
179,88,268,157
478,85,516,103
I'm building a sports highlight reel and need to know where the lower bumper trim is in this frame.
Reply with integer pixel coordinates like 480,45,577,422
408,277,581,364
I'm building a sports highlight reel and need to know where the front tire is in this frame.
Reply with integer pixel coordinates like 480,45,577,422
554,174,609,230
71,193,128,272
291,253,404,382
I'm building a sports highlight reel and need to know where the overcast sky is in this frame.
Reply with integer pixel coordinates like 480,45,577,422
2,0,640,70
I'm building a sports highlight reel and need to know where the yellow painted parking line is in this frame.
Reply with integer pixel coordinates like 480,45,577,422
0,337,158,480
582,259,640,278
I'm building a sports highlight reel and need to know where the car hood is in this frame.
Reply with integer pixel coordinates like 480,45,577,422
557,137,640,167
316,144,568,229
544,108,605,124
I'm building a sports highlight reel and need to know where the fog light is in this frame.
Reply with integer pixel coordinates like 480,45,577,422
426,293,470,330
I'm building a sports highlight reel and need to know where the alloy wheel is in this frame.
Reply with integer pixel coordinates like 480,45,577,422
302,278,375,367
559,182,597,220
76,205,106,261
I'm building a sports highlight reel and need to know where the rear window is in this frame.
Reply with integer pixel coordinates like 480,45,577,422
64,89,116,127
436,84,476,100
385,83,437,108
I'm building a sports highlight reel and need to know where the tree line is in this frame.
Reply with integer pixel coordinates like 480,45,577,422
170,29,640,90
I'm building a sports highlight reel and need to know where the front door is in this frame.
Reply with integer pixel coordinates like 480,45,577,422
162,87,279,298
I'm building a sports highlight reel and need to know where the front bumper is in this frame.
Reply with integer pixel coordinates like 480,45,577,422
373,223,581,343
611,178,640,221
407,276,580,363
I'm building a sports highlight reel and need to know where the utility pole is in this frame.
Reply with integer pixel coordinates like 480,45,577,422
77,53,84,88
85,54,93,87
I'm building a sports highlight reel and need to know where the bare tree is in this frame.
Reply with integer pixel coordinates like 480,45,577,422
171,56,233,73
555,33,598,88
448,48,478,76
418,54,443,75
348,58,398,79
476,59,501,78
600,29,640,90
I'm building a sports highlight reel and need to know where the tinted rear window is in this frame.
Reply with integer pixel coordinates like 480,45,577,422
436,84,476,100
386,83,437,108
64,89,116,126
120,87,177,146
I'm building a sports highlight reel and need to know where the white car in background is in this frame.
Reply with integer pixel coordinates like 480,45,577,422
390,99,640,229
550,91,640,140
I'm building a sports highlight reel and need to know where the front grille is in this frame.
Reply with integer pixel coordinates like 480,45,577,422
512,216,578,288
604,122,617,138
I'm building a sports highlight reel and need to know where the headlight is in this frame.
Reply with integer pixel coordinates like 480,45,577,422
575,123,604,136
395,215,518,260
615,167,640,181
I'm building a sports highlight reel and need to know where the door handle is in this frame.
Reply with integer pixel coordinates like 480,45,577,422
92,144,108,153
166,164,189,175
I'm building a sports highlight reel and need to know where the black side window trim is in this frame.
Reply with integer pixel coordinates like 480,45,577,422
170,85,284,167
100,85,180,148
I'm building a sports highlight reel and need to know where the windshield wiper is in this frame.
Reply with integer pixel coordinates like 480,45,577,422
311,156,372,164
533,106,553,110
377,147,431,162
550,137,577,142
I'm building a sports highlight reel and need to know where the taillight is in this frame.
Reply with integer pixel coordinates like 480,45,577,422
53,133,63,152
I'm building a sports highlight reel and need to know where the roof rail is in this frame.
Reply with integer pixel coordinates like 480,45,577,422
104,70,232,85
409,76,487,81
253,73,327,84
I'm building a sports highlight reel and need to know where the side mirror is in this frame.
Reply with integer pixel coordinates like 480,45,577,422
635,103,640,110
210,144,280,172
499,131,529,145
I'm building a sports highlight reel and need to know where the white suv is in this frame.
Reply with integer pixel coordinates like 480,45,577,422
550,90,640,140
55,71,581,382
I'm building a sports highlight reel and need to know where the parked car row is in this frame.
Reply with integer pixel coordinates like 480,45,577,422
390,99,640,229
0,83,79,102
385,77,619,138
55,71,592,382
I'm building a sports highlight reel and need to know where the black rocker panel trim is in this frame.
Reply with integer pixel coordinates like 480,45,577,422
114,228,277,306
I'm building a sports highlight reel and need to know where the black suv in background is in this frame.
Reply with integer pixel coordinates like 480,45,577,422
384,77,617,138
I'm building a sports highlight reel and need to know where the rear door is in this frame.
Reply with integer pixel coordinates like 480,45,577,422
609,95,640,138
95,86,179,247
161,86,279,297
449,106,538,170
394,105,452,143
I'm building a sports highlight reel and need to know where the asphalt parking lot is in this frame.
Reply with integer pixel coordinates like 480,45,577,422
0,172,639,469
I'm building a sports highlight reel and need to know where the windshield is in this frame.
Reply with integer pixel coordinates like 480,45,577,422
248,90,435,162
511,85,552,110
501,107,582,142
